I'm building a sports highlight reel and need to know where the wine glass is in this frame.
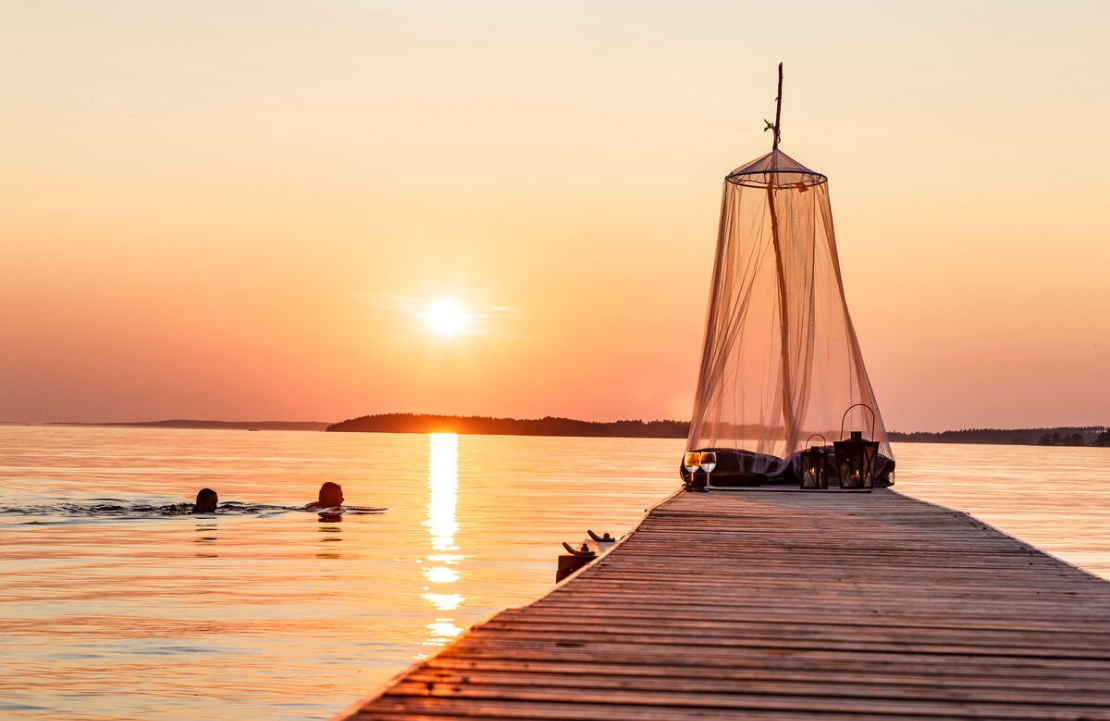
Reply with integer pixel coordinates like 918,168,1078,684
683,452,701,488
699,451,717,489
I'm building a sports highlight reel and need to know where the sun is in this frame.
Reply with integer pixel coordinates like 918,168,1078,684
424,300,470,337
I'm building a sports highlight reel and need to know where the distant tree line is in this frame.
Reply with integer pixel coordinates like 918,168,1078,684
1038,432,1085,447
327,413,691,439
888,426,1108,447
329,415,1110,446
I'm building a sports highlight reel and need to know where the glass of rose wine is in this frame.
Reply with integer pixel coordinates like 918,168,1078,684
699,451,717,489
683,452,701,488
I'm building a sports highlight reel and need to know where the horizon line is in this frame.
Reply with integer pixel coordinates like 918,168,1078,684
7,414,1106,436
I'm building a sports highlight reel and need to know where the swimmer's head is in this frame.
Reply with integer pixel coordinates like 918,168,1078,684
318,482,344,507
194,488,218,514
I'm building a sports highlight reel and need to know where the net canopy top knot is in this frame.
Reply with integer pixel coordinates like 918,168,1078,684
726,148,827,189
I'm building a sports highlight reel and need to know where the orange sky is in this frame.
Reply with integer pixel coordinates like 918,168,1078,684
2,1,1108,432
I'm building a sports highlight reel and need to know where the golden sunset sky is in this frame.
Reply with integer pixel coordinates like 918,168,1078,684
2,1,1108,431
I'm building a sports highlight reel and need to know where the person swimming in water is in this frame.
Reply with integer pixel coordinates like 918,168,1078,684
306,482,344,510
193,488,218,514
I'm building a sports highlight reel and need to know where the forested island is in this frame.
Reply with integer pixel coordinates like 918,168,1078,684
329,414,1108,446
327,413,689,438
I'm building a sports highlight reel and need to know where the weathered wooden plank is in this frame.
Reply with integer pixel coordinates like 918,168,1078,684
428,647,1110,690
445,636,1110,675
471,621,1110,655
377,681,1109,719
334,488,1110,720
420,655,1110,688
350,697,927,721
501,605,1110,631
403,667,1110,705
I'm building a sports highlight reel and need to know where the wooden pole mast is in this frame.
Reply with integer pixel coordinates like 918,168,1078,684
772,62,783,150
765,62,797,453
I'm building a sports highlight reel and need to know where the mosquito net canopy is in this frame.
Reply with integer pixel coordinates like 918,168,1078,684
685,148,894,485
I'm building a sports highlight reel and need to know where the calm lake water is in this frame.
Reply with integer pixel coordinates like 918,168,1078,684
1,426,1107,720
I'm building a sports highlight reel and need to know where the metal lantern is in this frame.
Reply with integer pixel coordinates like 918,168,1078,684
834,404,878,490
800,434,828,490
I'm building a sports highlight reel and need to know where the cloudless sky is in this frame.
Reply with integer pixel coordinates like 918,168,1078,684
2,0,1108,431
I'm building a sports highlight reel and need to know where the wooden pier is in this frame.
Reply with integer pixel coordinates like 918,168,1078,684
336,488,1110,720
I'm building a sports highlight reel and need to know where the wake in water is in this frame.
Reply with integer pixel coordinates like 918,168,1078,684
0,501,388,519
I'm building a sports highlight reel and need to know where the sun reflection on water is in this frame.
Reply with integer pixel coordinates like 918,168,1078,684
426,619,463,641
422,593,464,611
420,433,464,649
425,434,459,552
424,566,459,584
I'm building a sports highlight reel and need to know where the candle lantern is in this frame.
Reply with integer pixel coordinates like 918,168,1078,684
834,404,879,490
799,434,828,489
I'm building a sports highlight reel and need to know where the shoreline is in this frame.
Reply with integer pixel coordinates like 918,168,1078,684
8,416,1108,447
